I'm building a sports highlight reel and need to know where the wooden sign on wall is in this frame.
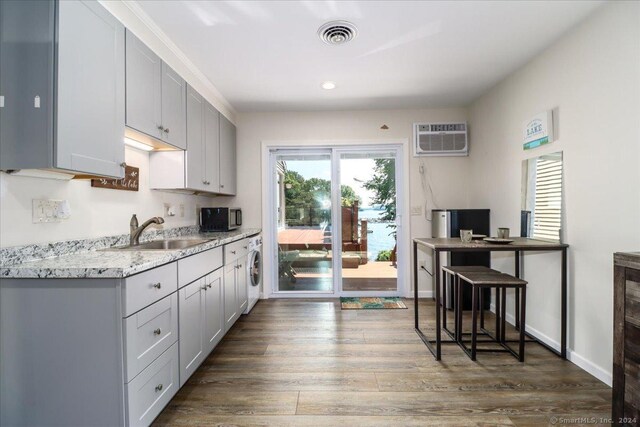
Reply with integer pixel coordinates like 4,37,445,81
91,165,139,191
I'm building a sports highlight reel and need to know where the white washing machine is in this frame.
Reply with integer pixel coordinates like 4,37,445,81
244,235,262,314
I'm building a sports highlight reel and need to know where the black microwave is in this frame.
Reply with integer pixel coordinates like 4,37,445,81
200,208,242,232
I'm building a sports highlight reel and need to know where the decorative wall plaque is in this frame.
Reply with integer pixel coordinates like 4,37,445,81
91,165,139,191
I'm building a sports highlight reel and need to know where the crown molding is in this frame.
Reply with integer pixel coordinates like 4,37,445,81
118,0,237,122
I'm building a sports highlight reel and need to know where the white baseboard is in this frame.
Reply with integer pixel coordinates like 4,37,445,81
417,290,433,298
489,304,611,385
567,350,612,386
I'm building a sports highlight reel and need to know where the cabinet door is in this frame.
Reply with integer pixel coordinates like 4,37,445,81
185,85,205,191
0,0,55,171
223,262,238,332
178,278,205,386
56,0,125,178
218,114,236,195
204,101,220,191
125,30,162,141
204,269,223,355
237,259,248,314
161,62,187,149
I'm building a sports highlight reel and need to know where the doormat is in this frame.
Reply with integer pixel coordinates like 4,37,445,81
340,297,407,310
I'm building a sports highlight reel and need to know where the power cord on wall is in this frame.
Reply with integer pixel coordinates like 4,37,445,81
419,159,439,222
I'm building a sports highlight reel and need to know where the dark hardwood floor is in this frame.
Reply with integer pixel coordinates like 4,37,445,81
153,299,611,426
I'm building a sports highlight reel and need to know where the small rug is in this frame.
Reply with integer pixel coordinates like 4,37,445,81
340,297,407,310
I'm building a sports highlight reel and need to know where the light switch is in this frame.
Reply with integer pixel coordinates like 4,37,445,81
411,205,423,216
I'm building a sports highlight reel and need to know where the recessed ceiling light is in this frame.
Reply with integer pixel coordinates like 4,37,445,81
321,81,336,90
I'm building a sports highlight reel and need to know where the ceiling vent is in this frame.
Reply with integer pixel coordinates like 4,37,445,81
318,21,358,45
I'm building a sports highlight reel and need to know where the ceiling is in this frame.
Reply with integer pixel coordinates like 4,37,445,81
135,0,602,112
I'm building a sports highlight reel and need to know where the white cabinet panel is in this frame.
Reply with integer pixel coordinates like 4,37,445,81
224,261,238,332
123,293,178,383
125,30,162,141
178,247,223,289
125,342,179,427
178,278,205,386
204,269,224,354
160,62,187,149
122,262,178,317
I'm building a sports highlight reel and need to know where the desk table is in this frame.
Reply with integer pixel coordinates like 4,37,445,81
413,237,569,360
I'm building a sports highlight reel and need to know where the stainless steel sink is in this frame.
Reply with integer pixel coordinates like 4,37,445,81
108,238,214,251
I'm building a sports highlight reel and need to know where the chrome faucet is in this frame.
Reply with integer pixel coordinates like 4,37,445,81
130,214,165,246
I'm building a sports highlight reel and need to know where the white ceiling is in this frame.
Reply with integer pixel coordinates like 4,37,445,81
135,0,602,112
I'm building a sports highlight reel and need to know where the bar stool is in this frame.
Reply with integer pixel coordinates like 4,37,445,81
456,272,527,362
440,265,499,342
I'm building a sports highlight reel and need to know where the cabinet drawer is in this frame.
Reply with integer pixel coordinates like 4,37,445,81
224,239,249,263
126,342,179,427
123,263,178,317
123,293,178,383
178,246,222,288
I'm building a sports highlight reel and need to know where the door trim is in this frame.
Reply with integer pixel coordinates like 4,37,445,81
262,139,410,298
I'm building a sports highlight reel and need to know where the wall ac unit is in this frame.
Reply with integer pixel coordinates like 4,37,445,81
413,122,468,157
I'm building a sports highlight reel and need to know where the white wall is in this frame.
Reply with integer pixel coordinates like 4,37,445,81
468,1,640,384
0,147,217,247
218,108,470,295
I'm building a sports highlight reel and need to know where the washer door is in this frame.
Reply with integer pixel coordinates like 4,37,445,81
249,250,262,286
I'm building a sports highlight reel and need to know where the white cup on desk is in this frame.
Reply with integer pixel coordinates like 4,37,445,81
460,229,473,243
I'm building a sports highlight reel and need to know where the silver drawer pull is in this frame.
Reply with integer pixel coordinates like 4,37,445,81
155,384,163,392
153,283,162,289
207,284,212,289
202,285,208,291
153,328,162,335
157,125,164,131
231,250,236,254
164,128,170,134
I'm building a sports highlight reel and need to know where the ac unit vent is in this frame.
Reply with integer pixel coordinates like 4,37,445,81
413,122,468,157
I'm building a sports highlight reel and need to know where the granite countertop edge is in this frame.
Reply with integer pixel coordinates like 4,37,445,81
0,228,261,280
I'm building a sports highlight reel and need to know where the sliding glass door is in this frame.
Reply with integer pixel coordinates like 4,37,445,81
271,146,402,296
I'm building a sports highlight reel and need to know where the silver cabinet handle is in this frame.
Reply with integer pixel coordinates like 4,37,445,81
220,184,225,188
153,328,161,335
120,162,127,168
207,284,212,289
153,283,162,289
157,125,164,131
231,250,236,254
155,384,163,392
202,285,208,291
164,128,170,134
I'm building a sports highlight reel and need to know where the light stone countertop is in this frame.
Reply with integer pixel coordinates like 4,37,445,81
0,228,261,279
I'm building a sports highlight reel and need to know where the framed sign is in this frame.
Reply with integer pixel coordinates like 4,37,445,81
523,110,553,150
91,165,139,191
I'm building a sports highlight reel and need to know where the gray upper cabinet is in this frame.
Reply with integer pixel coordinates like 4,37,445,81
125,30,186,150
161,63,187,149
0,0,125,178
125,31,162,141
185,85,205,191
219,114,237,195
204,101,221,191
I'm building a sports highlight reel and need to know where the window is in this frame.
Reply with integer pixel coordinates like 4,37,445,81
522,152,563,242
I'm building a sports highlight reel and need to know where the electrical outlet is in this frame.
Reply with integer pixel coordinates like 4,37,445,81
411,205,423,216
32,199,70,223
179,204,185,217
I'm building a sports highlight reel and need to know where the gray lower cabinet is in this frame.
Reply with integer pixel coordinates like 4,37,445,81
0,0,126,178
219,114,237,195
125,30,186,150
0,244,239,426
223,238,249,332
